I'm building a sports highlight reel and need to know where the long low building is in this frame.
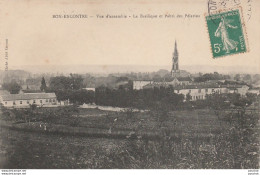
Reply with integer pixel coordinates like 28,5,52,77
175,85,249,101
139,82,250,101
174,85,227,101
0,93,57,108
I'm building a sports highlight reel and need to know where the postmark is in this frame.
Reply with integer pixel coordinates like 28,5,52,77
206,8,248,58
207,0,253,22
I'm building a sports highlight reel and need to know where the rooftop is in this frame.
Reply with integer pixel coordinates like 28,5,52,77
1,93,56,101
176,77,193,81
0,90,10,96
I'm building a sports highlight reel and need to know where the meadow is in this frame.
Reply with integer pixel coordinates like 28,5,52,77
0,105,259,169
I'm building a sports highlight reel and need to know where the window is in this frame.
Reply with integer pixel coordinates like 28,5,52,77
27,100,29,104
20,101,22,104
33,100,36,104
40,100,42,103
177,90,180,93
46,99,48,102
212,89,215,93
13,101,16,105
5,102,7,105
53,99,56,102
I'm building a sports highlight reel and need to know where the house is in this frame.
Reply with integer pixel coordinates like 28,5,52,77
247,88,260,95
0,90,10,104
178,77,192,85
82,87,96,92
175,77,193,85
133,81,153,90
174,85,228,101
227,85,249,96
0,93,57,108
143,81,172,89
0,90,10,96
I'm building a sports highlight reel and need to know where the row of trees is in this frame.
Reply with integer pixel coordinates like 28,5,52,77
95,86,184,109
49,78,258,110
49,74,84,91
194,72,230,82
2,77,47,94
52,86,184,109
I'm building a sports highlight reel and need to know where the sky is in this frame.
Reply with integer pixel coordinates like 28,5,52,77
0,0,259,73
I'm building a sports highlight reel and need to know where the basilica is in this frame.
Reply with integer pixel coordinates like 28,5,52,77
132,41,250,101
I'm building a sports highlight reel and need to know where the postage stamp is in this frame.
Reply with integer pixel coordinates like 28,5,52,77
206,8,247,58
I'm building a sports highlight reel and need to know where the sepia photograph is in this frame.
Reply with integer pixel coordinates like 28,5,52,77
0,0,259,173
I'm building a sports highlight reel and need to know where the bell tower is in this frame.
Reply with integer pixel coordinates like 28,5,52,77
171,40,180,77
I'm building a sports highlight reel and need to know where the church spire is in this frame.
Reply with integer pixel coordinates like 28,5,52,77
174,40,178,56
171,40,179,77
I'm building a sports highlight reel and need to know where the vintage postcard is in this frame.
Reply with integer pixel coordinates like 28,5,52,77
0,0,259,173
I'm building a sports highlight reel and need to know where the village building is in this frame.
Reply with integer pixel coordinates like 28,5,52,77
174,84,249,101
226,85,249,97
131,41,253,101
140,83,250,101
174,85,228,101
171,77,193,86
82,87,96,92
0,90,10,96
248,88,260,95
133,80,154,90
171,41,180,77
143,81,171,89
0,93,57,108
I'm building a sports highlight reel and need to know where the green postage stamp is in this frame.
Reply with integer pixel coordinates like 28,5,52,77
206,8,247,58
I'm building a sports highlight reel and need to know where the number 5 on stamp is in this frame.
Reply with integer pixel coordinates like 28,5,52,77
206,8,248,58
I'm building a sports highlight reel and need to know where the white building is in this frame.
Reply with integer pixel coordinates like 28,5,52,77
133,81,153,90
82,87,95,92
0,93,57,108
248,88,260,95
226,85,249,97
174,85,228,101
174,85,249,101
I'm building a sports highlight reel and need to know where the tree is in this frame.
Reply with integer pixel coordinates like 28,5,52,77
234,74,241,81
186,93,192,102
252,74,260,83
243,74,251,82
153,74,162,81
40,77,47,92
2,80,21,94
49,75,83,91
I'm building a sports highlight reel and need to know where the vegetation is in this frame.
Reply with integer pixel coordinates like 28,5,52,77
0,102,258,168
40,77,47,92
2,80,22,94
95,86,184,109
194,72,230,82
49,74,84,91
0,72,259,169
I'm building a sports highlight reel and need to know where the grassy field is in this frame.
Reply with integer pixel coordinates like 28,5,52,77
0,107,259,168
60,108,231,134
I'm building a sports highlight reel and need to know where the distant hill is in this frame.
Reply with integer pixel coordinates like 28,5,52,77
6,64,260,75
0,70,31,84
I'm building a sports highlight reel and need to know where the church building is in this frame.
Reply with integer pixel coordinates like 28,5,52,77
171,40,180,77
